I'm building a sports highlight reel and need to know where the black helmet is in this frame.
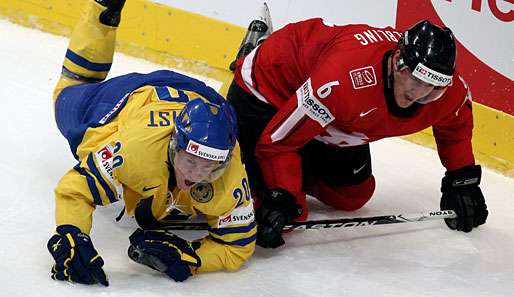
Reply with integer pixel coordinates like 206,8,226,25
398,20,456,86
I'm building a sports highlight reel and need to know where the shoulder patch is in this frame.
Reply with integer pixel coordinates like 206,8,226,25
190,183,214,203
94,143,123,200
349,66,377,89
296,78,334,127
218,203,254,228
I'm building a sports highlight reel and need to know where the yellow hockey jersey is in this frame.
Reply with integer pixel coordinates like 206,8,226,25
54,76,255,273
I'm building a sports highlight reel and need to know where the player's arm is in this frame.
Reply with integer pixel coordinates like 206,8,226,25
253,66,342,248
195,172,256,273
55,143,124,233
49,156,118,286
54,168,97,234
131,193,256,274
432,87,474,171
129,162,255,280
256,74,341,203
432,78,488,232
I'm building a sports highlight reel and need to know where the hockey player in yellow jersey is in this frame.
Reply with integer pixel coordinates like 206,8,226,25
47,0,255,286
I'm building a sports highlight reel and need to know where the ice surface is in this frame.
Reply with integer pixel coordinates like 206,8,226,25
1,19,513,297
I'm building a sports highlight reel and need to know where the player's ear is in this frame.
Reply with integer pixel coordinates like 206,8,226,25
393,50,403,71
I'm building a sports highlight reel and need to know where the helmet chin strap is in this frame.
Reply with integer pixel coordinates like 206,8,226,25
383,51,420,118
387,52,396,90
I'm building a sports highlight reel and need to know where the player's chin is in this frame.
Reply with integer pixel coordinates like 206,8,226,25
396,95,416,108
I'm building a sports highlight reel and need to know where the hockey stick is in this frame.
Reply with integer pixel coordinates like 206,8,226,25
161,210,456,231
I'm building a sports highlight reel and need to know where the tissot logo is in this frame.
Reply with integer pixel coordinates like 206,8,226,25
413,64,452,86
297,78,334,127
415,65,427,76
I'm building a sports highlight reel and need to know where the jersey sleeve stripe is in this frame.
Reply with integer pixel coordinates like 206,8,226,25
209,222,256,236
270,107,307,143
153,86,189,103
85,154,117,204
73,164,103,206
154,86,172,101
61,66,104,83
65,49,112,72
210,234,256,247
241,46,270,104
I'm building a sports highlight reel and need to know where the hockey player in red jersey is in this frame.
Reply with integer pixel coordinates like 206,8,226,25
227,18,489,248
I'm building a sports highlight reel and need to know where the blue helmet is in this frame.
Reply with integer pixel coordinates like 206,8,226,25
170,98,238,182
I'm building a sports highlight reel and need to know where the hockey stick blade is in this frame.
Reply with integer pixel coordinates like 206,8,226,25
161,210,456,231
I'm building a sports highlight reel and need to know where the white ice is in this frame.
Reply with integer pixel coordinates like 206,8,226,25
1,19,513,297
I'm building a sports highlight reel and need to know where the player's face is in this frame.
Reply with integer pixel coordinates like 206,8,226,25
173,150,220,190
392,53,448,108
394,67,436,108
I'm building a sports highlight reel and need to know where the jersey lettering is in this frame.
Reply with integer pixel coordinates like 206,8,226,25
297,78,334,127
147,111,172,127
354,29,402,46
218,203,254,228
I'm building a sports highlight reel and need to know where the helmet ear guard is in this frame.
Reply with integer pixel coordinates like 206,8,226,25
395,57,406,71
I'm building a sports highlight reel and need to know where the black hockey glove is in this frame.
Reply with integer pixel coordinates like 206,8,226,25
128,229,201,282
95,0,126,27
47,225,108,286
440,165,488,232
256,188,303,249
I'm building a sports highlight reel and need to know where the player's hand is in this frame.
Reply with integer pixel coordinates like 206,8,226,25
440,165,488,232
128,229,201,282
256,188,303,248
47,225,108,286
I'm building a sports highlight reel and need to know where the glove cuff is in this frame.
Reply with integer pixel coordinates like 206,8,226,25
441,165,481,191
56,224,85,236
265,188,303,220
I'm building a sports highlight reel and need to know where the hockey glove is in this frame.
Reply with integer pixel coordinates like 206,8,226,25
128,229,201,282
256,188,303,249
95,0,126,27
440,165,488,232
47,225,108,286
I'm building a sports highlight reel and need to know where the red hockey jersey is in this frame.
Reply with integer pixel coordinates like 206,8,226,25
233,18,474,198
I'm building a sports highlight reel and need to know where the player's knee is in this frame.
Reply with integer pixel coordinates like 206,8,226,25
315,175,376,211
